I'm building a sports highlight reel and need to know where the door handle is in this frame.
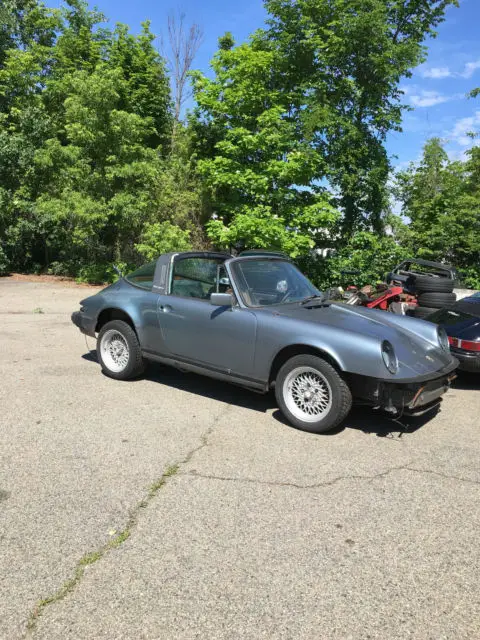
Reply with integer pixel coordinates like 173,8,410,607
159,304,173,313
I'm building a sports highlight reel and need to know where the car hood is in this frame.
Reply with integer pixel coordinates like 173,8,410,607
267,302,453,377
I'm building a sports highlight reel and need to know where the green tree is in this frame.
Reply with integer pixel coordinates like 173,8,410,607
192,1,458,255
0,1,61,271
259,0,459,235
0,0,176,280
396,138,480,288
298,228,409,290
192,37,339,258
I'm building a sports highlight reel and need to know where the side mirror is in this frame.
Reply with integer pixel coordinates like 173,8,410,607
210,292,234,307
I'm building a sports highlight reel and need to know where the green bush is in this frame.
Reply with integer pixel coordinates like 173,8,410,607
298,232,409,290
459,267,480,291
0,246,9,275
135,222,192,261
75,263,119,285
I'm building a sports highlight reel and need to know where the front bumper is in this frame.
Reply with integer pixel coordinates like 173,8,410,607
351,361,459,416
450,348,480,373
71,311,96,337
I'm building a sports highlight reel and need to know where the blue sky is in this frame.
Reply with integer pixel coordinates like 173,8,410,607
49,0,480,168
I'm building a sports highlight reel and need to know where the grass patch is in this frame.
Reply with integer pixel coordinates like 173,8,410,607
148,464,179,496
27,461,180,630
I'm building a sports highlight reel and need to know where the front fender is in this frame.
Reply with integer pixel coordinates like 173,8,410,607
254,310,455,384
254,314,388,381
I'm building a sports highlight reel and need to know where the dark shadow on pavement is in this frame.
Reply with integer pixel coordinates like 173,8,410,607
341,405,438,438
83,351,276,413
82,350,98,363
272,404,436,438
82,350,447,436
145,363,278,413
452,371,479,391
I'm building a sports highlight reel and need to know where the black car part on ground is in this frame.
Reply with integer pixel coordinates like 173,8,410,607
427,299,480,373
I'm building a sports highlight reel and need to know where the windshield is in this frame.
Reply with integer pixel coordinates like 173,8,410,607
231,259,320,307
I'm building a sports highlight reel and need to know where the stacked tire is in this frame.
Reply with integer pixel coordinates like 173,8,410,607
408,274,456,319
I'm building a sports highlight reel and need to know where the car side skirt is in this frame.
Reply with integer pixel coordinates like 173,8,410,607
142,350,268,393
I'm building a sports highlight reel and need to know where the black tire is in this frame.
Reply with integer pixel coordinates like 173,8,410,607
413,306,438,319
275,354,352,433
97,320,145,380
411,274,454,294
417,292,456,309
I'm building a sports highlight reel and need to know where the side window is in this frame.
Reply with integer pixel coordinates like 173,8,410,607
170,257,226,300
125,261,156,290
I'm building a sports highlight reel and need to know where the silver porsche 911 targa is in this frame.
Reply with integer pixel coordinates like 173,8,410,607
72,252,458,433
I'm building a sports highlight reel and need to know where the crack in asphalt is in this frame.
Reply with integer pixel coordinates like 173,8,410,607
406,466,480,486
24,402,232,637
182,463,480,489
181,463,416,489
22,399,478,637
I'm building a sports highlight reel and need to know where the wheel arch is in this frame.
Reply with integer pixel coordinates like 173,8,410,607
269,344,344,386
95,308,137,335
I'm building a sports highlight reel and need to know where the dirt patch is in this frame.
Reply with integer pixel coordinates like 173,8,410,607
1,273,104,289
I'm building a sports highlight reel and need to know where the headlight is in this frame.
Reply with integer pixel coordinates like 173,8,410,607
437,327,449,352
382,340,398,374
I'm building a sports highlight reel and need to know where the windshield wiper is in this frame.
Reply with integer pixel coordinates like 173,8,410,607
301,294,326,306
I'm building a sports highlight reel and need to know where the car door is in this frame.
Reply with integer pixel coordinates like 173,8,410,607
157,256,257,378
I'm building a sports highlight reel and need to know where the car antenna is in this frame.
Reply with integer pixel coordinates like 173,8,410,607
113,264,124,279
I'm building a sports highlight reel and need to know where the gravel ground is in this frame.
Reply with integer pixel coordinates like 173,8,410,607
0,278,479,640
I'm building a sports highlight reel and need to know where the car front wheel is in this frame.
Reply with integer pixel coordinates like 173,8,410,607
97,320,145,380
275,355,352,433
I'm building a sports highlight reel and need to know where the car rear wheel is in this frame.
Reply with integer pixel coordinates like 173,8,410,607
97,320,145,380
275,355,352,433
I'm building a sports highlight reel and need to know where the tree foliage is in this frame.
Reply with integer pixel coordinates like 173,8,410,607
192,0,458,247
191,38,339,257
1,0,477,290
0,0,199,281
396,138,480,288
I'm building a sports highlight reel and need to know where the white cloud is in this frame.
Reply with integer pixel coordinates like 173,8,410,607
449,111,480,146
409,90,453,108
448,148,470,162
417,59,480,81
421,66,452,79
460,59,480,79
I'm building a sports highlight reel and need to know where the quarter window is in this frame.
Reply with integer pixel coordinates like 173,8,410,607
125,261,156,290
170,257,227,300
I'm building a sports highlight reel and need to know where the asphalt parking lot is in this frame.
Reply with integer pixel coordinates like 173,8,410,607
1,277,479,640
